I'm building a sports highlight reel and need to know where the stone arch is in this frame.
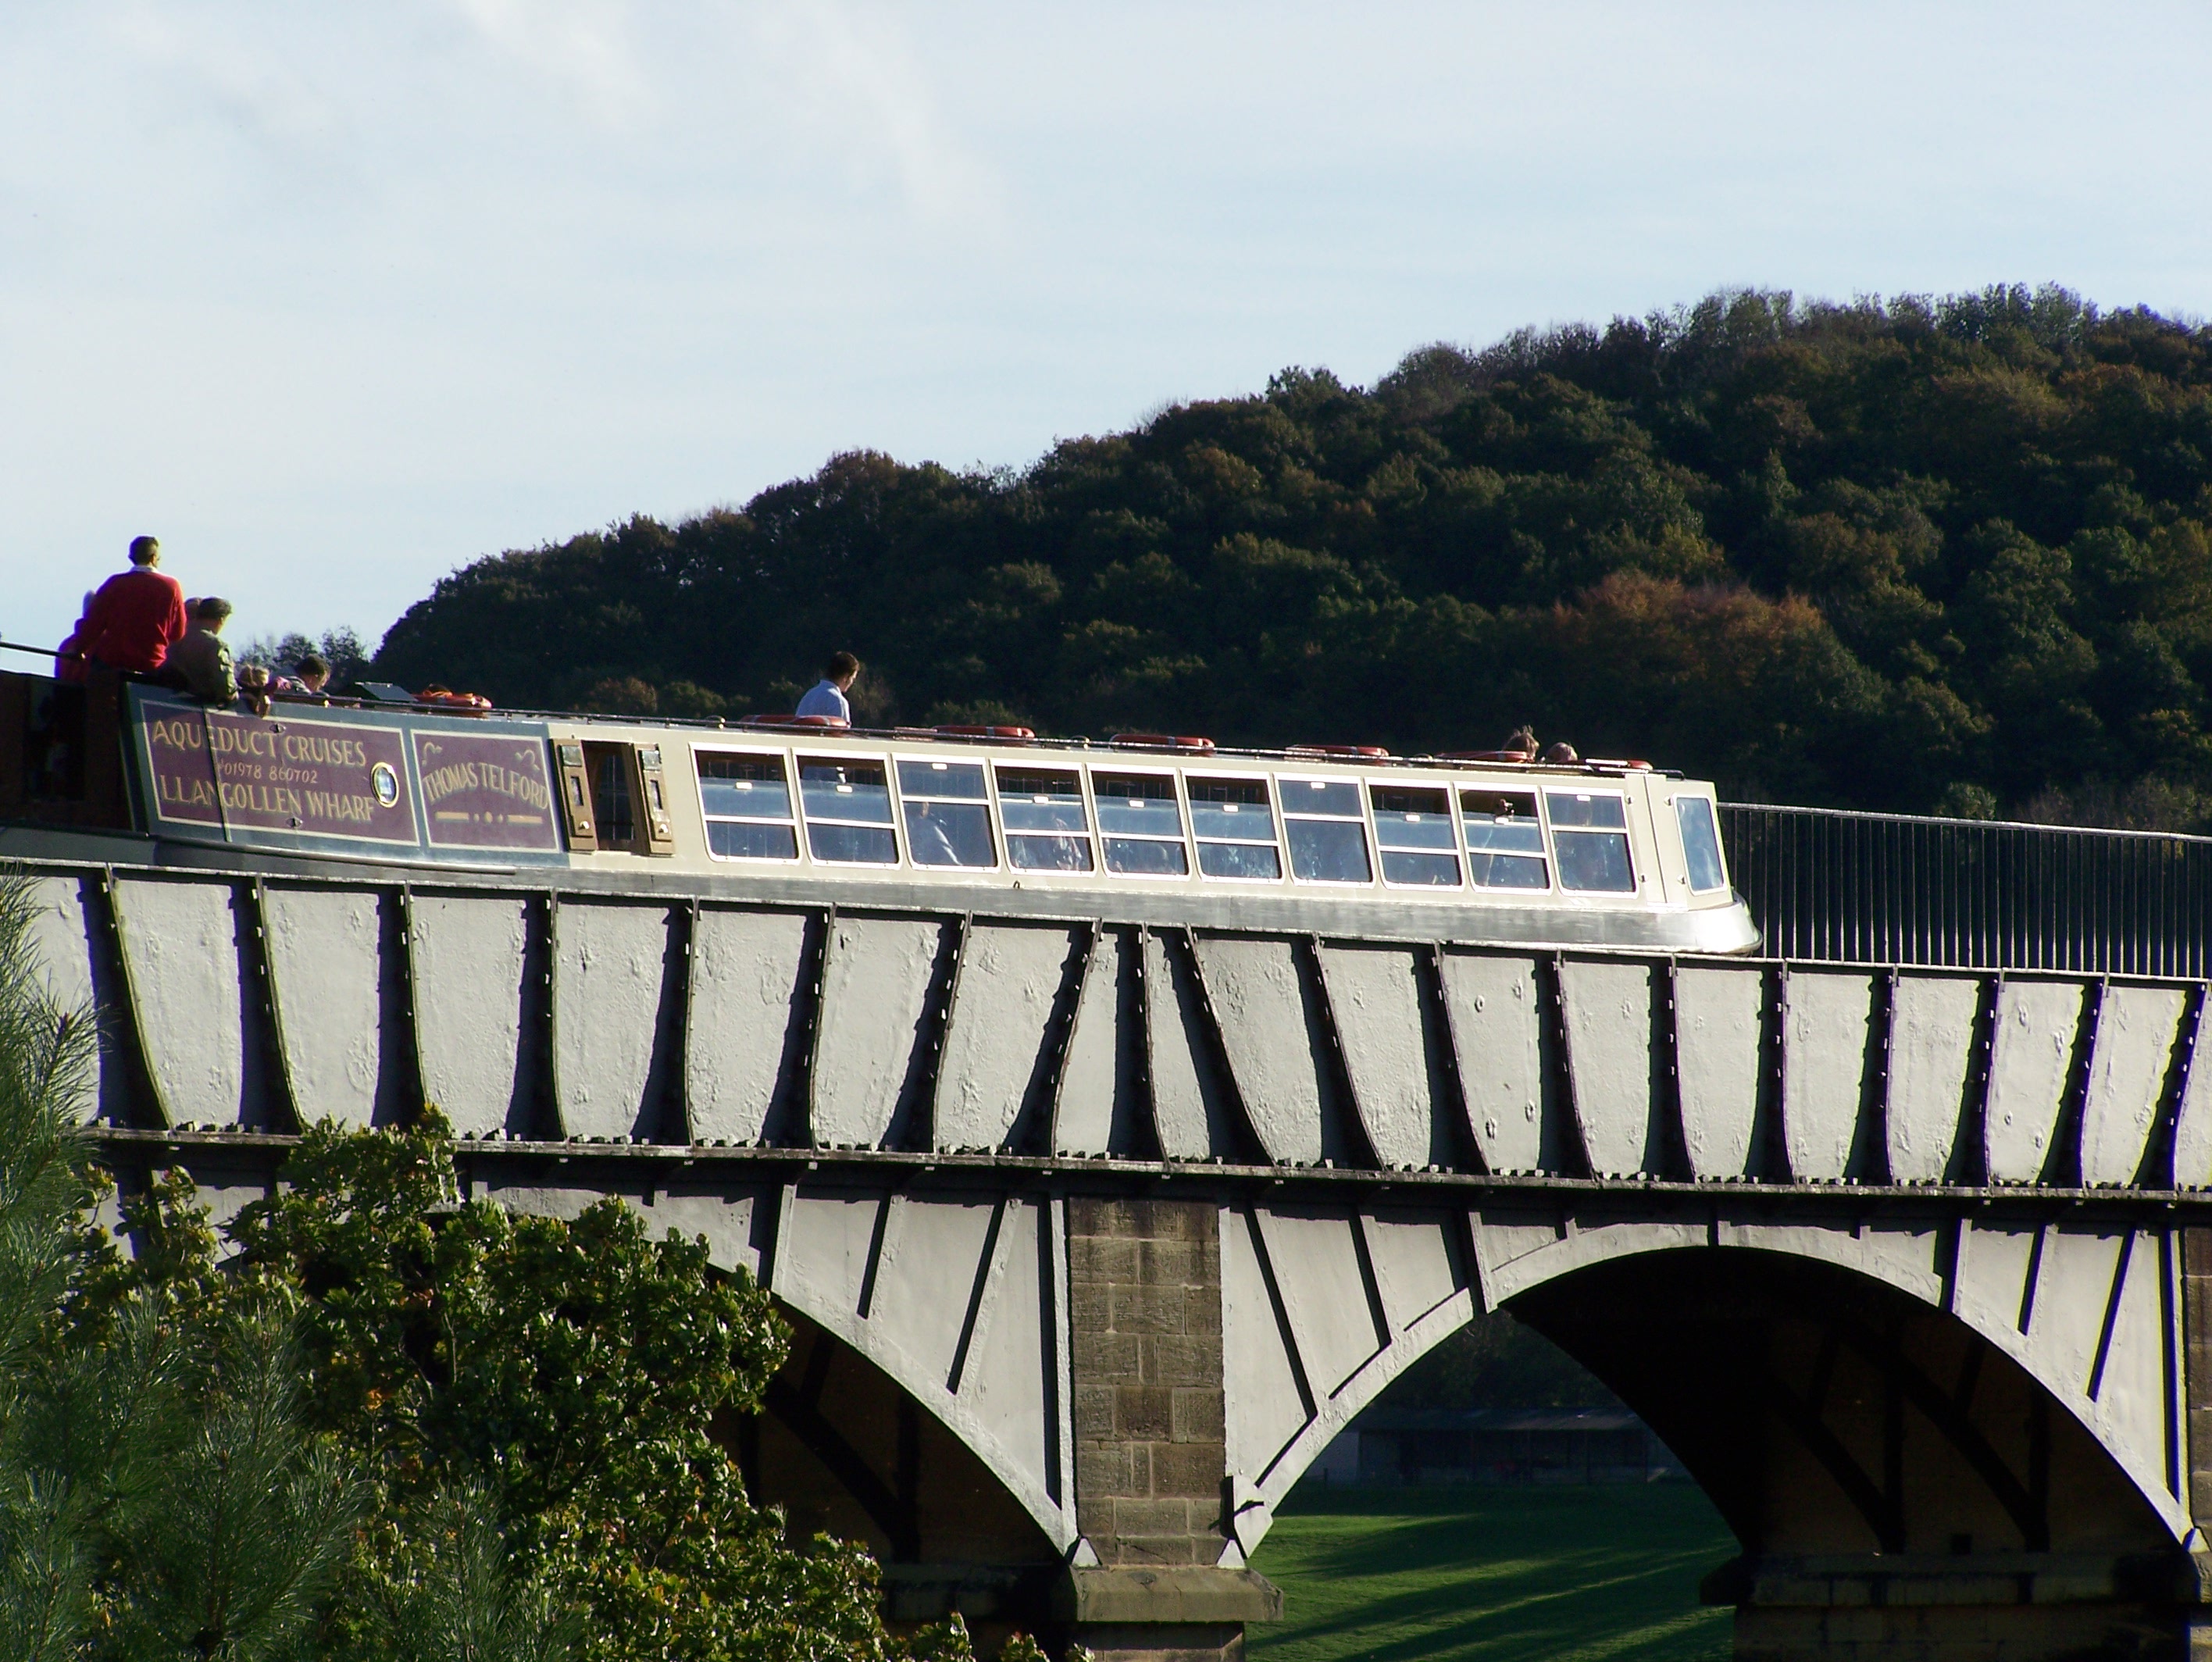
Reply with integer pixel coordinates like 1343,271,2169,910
740,1304,1068,1638
491,1175,1079,1558
378,1172,1077,1640
1510,1248,2175,1559
744,1181,1079,1556
1217,1200,1480,1553
1475,1211,2190,1546
1218,1202,2191,1556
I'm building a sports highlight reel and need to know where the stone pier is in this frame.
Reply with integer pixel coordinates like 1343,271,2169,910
1064,1195,1279,1661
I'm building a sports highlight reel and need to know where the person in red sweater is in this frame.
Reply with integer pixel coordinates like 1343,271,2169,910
80,536,187,675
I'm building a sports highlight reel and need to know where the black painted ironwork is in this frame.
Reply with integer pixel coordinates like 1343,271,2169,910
1720,804,2212,976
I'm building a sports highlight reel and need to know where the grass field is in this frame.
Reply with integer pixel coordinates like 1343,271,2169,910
1246,1482,1736,1662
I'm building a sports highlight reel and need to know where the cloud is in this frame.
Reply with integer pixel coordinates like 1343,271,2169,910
447,0,651,127
108,4,346,155
746,0,1002,229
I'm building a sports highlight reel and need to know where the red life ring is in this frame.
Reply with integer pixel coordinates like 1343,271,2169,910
1287,744,1391,759
933,723,1036,741
417,690,493,716
1439,749,1536,764
1111,732,1215,753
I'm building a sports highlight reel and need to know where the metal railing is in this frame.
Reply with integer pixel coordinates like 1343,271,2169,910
1719,804,2212,977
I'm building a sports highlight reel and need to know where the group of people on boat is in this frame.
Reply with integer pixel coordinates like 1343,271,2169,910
53,541,1587,771
780,650,1582,766
55,535,328,715
1499,723,1580,765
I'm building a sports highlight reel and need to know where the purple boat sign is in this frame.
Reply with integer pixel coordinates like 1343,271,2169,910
412,729,561,851
141,705,419,845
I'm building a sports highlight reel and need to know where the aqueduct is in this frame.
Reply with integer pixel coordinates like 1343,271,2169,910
20,836,2212,1660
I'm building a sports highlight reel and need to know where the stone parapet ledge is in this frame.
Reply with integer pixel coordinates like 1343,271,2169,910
1053,1565,1284,1625
1703,1551,2212,1609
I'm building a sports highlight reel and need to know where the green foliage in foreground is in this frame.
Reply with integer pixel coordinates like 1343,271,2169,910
231,1115,912,1662
1247,1484,1733,1662
379,285,2212,826
3,876,369,1662
0,874,1038,1661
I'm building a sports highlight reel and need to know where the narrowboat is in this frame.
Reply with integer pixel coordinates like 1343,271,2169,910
0,667,1758,954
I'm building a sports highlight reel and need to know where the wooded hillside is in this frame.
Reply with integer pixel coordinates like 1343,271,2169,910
373,286,2212,824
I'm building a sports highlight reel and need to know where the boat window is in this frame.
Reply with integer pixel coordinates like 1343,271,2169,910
583,743,635,848
1094,771,1188,876
1546,790,1636,893
1371,784,1461,887
1676,794,1728,893
1280,776,1372,884
1459,789,1549,890
995,765,1094,872
798,756,898,865
1188,776,1282,880
897,758,996,868
697,752,798,861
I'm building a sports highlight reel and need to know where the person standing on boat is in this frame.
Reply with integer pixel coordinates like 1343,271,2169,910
79,535,187,675
796,651,861,722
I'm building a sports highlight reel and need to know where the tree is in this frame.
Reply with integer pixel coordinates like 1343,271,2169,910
0,873,369,1662
369,285,2212,826
226,1114,972,1662
0,872,108,1660
0,876,1015,1660
233,628,373,688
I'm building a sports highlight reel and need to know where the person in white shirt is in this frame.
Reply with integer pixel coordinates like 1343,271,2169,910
796,651,861,722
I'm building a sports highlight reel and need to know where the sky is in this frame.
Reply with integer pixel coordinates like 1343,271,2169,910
4,2,2210,658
